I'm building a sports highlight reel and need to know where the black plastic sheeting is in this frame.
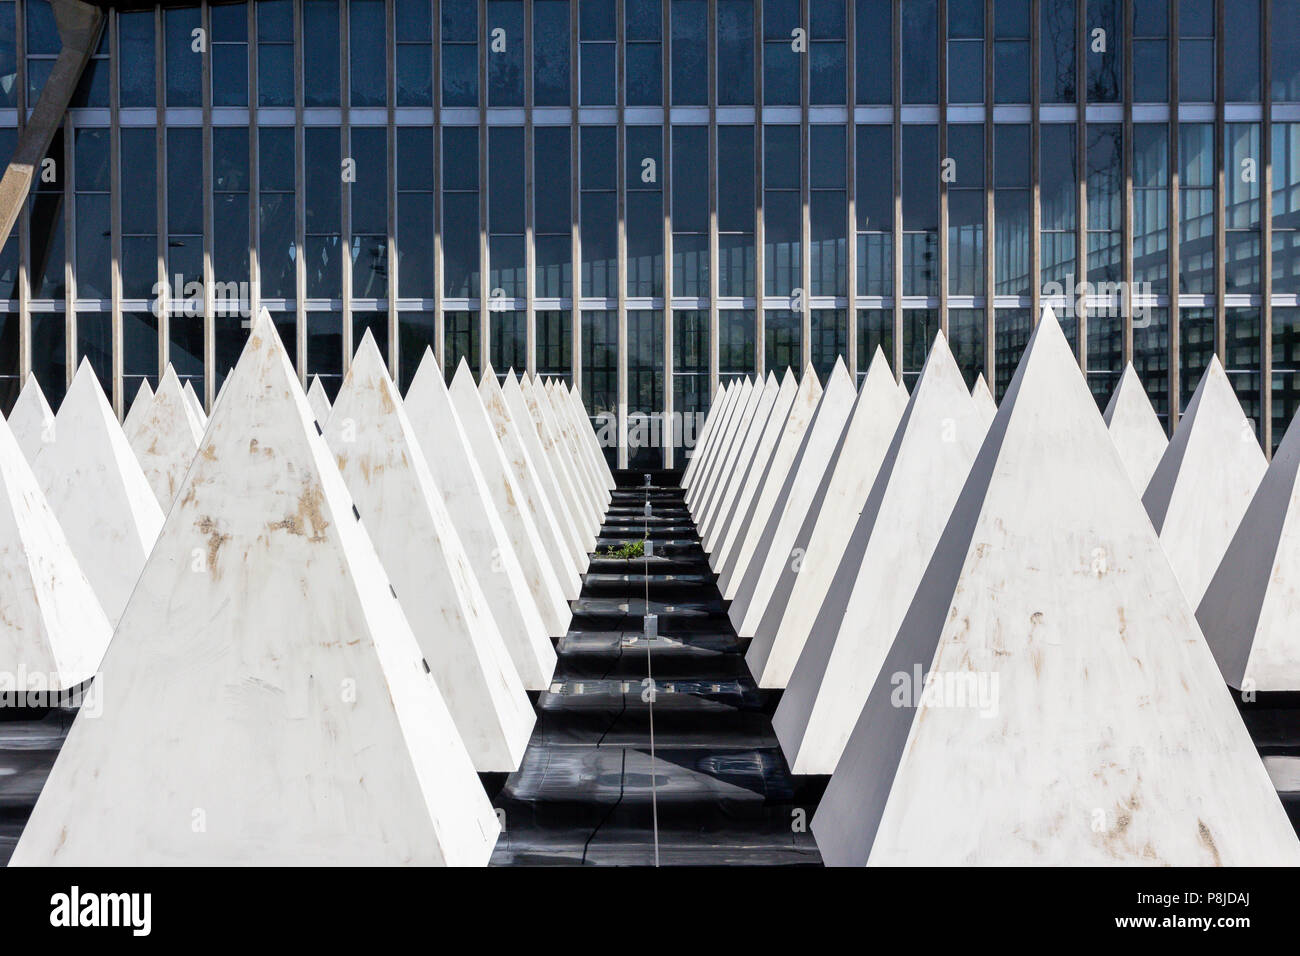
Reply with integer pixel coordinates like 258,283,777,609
490,475,825,865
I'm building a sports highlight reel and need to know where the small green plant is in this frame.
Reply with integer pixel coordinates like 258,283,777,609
597,539,645,559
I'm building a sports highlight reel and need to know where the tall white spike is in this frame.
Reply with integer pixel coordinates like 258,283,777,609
406,351,557,687
122,378,155,438
327,334,533,770
306,375,331,425
812,308,1299,866
0,413,113,691
520,374,598,546
1143,355,1266,606
971,373,996,429
1197,410,1300,691
449,361,570,636
502,371,591,569
182,379,207,428
699,374,778,543
7,374,56,465
707,371,799,560
480,365,583,593
128,367,204,510
11,312,500,865
774,333,987,774
1103,363,1168,492
32,360,164,625
747,349,906,687
567,382,616,490
728,359,856,638
717,367,823,598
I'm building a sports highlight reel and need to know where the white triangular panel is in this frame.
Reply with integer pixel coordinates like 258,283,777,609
32,361,164,625
404,353,557,687
717,368,823,599
0,413,113,691
11,313,500,865
450,363,571,637
774,333,987,774
479,365,582,594
811,309,1299,866
122,378,155,439
327,335,533,770
746,349,907,688
520,374,598,545
128,367,203,510
699,374,778,544
503,372,591,568
8,374,56,465
1198,410,1300,691
728,359,857,638
306,375,332,425
1143,356,1266,606
1103,363,1168,492
707,371,799,560
971,373,996,429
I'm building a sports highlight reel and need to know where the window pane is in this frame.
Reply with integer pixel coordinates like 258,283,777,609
165,7,201,106
488,0,525,106
901,0,937,103
718,0,755,105
672,0,708,105
349,0,386,106
305,0,341,105
534,0,571,105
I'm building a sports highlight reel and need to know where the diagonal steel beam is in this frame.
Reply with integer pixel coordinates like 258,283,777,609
0,0,104,251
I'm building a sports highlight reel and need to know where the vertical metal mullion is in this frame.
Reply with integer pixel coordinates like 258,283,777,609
157,6,169,378
340,0,353,373
202,0,214,409
616,0,628,468
524,0,536,377
846,0,857,380
433,0,444,368
1076,0,1087,370
249,0,261,324
983,0,994,384
477,0,488,376
1262,0,1274,454
754,0,765,377
798,0,810,370
662,0,673,468
16,0,28,384
109,10,123,417
891,0,901,380
568,0,580,390
1169,0,1180,430
386,0,398,377
63,107,74,393
938,0,949,335
1122,0,1134,363
294,0,306,380
707,0,719,397
1213,0,1225,363
1029,0,1041,327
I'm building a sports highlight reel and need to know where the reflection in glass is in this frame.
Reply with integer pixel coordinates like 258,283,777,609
994,309,1030,400
719,310,756,380
764,309,799,376
856,309,893,384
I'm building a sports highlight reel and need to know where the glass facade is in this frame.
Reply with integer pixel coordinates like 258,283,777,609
4,0,1300,464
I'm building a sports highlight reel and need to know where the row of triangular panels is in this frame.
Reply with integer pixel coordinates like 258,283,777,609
2,310,614,864
684,309,1300,865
